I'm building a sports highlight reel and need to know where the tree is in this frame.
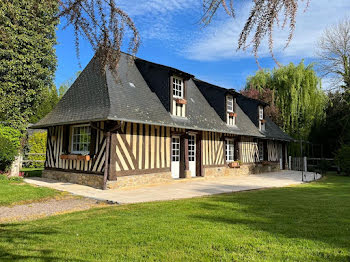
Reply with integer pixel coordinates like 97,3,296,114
241,86,281,125
58,71,81,98
317,18,350,91
29,88,60,124
244,61,327,139
309,91,350,157
29,71,81,124
0,0,58,131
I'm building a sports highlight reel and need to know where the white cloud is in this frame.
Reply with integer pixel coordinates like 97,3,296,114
183,0,350,61
118,0,200,42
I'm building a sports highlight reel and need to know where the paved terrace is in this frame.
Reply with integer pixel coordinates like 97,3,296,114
25,171,321,205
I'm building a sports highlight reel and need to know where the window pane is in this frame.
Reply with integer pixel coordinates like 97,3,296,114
71,126,91,154
226,139,235,161
227,96,233,112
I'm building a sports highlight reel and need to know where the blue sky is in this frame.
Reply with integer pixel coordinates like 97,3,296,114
55,0,350,91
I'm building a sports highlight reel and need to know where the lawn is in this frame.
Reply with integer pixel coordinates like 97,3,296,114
0,175,349,261
0,176,59,206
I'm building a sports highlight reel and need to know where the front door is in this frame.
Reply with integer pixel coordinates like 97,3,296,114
171,136,180,179
188,134,196,177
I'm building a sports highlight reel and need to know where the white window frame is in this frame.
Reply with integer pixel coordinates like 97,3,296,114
227,96,234,112
259,106,264,120
225,139,235,162
71,124,91,155
172,76,184,99
171,136,180,162
188,135,196,162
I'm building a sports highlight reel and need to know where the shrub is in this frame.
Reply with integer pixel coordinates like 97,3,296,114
27,132,46,168
335,145,350,175
0,125,21,172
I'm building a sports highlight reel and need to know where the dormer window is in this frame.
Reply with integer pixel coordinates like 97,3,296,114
227,96,233,112
171,76,186,117
259,106,264,120
259,106,265,131
226,95,236,126
172,76,183,99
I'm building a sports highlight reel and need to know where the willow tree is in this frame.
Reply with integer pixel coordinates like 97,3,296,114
245,62,327,139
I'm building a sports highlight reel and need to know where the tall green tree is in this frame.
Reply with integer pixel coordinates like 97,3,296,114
0,0,58,131
309,91,350,157
245,61,327,140
29,70,81,124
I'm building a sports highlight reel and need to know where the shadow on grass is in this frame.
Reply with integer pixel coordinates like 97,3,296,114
0,223,86,261
189,175,350,257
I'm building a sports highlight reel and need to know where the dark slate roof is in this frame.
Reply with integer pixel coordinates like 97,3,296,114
33,57,110,127
262,118,293,141
33,52,290,141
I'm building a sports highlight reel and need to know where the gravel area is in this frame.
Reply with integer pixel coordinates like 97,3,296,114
0,196,106,223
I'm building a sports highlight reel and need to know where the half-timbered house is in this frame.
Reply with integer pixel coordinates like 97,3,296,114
32,53,292,189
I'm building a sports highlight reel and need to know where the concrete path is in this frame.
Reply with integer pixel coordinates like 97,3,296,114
24,171,321,205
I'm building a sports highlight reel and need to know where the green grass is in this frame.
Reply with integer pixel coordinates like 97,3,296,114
0,176,59,206
20,167,44,177
1,175,350,261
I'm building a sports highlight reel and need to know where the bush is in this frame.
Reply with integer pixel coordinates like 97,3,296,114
27,132,46,168
0,125,21,172
335,145,350,175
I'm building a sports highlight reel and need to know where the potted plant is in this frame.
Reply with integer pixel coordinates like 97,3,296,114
176,98,187,105
229,161,240,168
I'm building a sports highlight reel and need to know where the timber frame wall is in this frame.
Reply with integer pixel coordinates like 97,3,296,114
45,122,106,173
45,120,288,179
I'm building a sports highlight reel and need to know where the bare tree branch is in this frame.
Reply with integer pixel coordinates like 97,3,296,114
56,0,140,71
202,0,310,65
317,17,350,91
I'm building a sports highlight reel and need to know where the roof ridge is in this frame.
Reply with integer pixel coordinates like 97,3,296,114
193,78,237,93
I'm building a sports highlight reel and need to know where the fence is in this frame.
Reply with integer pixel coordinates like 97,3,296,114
288,155,339,179
307,158,338,173
21,153,46,168
289,156,307,172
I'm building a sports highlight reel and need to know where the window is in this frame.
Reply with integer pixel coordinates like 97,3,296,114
226,139,235,162
227,115,236,126
71,125,91,154
259,106,264,120
172,137,180,161
188,135,195,161
172,76,183,99
258,106,265,131
227,96,234,112
258,141,264,161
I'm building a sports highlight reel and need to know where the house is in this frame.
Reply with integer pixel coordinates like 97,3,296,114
32,53,292,189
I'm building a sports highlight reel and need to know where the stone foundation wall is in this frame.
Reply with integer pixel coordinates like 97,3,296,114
203,162,281,178
107,172,173,189
42,169,104,189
